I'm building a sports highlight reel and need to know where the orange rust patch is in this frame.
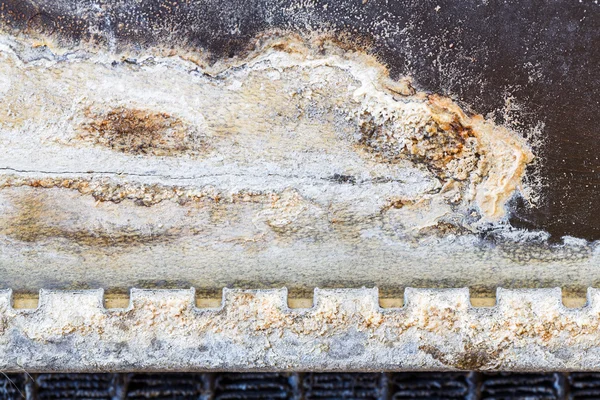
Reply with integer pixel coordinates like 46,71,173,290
358,108,478,181
79,107,207,156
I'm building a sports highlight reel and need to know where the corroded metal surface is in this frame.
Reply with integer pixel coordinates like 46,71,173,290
1,287,600,372
1,0,598,242
0,1,598,375
0,31,598,300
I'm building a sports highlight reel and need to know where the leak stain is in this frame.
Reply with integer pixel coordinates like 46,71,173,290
358,106,477,181
0,193,178,247
0,32,535,244
78,107,208,156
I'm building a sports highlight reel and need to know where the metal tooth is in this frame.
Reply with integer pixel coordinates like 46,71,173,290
585,287,600,310
495,288,563,312
221,288,289,310
403,287,470,310
313,288,380,311
37,289,105,313
129,288,195,309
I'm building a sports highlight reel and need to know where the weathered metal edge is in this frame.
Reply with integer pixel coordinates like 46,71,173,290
0,287,598,372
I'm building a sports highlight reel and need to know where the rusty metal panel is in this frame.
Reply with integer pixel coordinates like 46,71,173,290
0,0,598,372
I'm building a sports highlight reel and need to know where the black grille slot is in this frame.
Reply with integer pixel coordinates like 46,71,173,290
568,373,600,399
126,373,206,399
37,373,114,399
390,372,469,399
303,373,383,399
0,373,26,400
479,373,560,399
213,373,293,399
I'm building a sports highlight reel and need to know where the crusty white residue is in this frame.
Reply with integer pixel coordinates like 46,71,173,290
0,32,533,235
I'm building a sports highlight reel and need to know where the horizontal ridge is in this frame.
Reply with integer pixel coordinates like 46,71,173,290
0,287,598,372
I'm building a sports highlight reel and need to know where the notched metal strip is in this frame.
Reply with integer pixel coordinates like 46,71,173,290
0,287,599,372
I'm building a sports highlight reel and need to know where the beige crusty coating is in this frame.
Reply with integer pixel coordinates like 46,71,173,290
0,31,597,300
1,287,600,371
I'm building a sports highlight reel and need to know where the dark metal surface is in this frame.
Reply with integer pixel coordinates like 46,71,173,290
1,0,598,241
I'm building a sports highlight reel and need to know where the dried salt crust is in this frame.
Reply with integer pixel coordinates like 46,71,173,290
0,33,533,231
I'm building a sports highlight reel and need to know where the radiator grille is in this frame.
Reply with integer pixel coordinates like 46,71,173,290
0,372,595,399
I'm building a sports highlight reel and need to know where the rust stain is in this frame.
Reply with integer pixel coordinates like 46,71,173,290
1,194,178,247
78,107,208,156
419,343,500,370
359,107,477,181
0,184,330,246
0,176,234,206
